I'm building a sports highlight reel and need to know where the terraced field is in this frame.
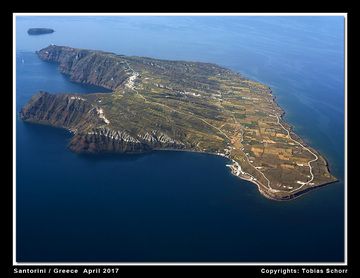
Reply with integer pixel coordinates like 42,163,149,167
20,45,337,200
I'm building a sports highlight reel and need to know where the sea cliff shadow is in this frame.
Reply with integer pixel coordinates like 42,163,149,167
75,151,152,163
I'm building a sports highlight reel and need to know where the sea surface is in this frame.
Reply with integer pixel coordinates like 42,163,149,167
15,16,345,262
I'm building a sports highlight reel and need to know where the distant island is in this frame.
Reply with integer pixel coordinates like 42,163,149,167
20,45,337,200
27,28,54,35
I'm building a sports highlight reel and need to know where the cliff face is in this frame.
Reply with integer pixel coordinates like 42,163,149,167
20,92,107,130
20,91,186,154
21,45,338,199
37,45,130,90
36,45,232,94
68,128,152,153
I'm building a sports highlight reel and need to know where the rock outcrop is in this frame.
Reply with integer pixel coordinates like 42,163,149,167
37,45,130,90
20,91,186,154
68,128,151,153
19,92,107,131
20,45,338,200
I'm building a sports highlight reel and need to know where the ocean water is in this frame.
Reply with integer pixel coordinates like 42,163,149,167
15,16,345,262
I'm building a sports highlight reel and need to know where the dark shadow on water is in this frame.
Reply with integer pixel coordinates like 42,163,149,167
20,121,72,138
20,120,229,165
18,51,113,95
75,148,230,164
43,60,113,94
75,151,152,163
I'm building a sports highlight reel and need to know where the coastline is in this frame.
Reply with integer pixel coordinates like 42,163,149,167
124,146,339,201
19,85,338,201
227,158,338,201
19,48,338,201
270,90,337,183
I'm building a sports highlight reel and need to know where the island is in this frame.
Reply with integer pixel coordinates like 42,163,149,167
20,45,337,200
27,28,54,35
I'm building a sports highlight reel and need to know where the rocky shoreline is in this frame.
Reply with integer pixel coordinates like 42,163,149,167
20,45,337,200
20,92,186,154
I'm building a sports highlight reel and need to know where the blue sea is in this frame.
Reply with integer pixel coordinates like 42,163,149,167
15,16,345,262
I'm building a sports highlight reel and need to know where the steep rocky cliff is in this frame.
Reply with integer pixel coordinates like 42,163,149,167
20,92,106,131
37,45,131,90
21,45,338,199
20,91,186,154
36,45,231,94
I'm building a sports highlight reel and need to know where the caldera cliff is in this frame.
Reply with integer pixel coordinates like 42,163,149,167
20,45,338,200
20,91,185,153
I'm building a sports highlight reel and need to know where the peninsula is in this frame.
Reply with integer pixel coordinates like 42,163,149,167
20,45,337,200
27,28,54,35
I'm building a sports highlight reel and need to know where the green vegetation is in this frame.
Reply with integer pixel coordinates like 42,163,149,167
22,45,338,200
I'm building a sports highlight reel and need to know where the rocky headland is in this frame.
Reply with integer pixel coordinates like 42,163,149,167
20,45,337,200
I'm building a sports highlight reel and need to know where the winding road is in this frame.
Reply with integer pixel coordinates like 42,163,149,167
122,59,318,195
269,114,318,193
